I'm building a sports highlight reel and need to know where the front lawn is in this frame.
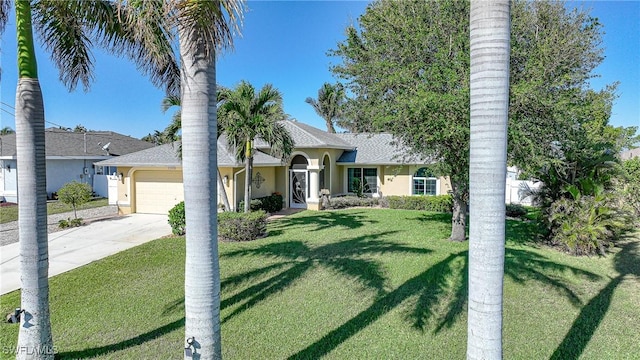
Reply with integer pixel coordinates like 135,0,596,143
0,209,638,359
0,198,108,224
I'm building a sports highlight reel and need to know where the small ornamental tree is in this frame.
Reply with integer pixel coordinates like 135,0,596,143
57,181,92,219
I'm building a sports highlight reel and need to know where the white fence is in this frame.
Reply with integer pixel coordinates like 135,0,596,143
505,178,541,206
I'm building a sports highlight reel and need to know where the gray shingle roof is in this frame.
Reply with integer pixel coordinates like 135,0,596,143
335,133,430,165
0,128,154,157
94,139,283,168
254,120,353,150
94,142,182,167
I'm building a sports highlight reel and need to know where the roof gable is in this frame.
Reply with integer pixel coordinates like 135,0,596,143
254,120,353,150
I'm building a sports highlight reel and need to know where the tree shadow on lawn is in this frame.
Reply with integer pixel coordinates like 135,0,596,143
551,235,640,360
55,318,184,359
268,210,379,233
288,247,600,359
219,231,431,323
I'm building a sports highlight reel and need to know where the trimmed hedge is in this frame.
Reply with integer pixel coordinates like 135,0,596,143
325,196,379,210
239,194,284,213
219,211,268,242
384,195,453,213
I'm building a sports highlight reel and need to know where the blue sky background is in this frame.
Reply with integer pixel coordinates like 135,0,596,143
1,1,638,139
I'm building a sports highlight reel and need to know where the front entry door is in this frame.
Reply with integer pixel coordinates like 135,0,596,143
290,170,308,208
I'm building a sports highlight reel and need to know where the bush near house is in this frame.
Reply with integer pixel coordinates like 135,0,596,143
325,196,379,209
385,195,453,212
168,201,186,236
168,201,268,241
238,194,284,213
218,211,268,242
506,203,528,219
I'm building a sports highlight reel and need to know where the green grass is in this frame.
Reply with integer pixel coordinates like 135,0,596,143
1,209,638,359
0,198,109,224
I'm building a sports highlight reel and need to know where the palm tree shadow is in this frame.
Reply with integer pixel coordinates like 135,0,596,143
55,318,184,359
219,231,431,323
268,210,379,232
551,237,640,360
289,247,600,359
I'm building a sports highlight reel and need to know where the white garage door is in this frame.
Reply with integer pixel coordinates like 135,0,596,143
135,170,184,214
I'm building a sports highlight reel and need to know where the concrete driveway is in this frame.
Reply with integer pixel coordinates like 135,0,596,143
0,214,171,295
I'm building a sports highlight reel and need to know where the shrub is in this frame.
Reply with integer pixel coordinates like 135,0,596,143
325,196,378,210
238,194,284,213
168,201,269,241
57,181,92,219
168,201,186,236
506,203,528,218
547,187,631,256
218,211,268,242
58,217,83,229
385,195,453,212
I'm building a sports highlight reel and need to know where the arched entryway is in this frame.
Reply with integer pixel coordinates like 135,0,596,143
289,154,309,208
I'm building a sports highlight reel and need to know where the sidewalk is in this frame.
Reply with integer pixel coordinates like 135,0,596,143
0,214,171,295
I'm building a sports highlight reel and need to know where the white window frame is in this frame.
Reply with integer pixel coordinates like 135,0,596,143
411,167,440,196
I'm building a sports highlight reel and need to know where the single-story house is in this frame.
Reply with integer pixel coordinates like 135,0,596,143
0,128,154,203
95,120,452,214
620,147,640,160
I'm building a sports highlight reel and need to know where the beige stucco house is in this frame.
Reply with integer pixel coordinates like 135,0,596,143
95,121,451,214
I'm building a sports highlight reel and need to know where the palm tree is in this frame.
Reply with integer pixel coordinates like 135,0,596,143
467,1,511,359
219,81,295,212
305,82,345,133
0,1,177,357
0,126,15,134
171,2,244,358
160,93,232,212
161,94,182,141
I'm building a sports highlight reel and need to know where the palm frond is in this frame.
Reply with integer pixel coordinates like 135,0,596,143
0,0,10,36
32,0,95,91
175,0,245,60
161,94,181,113
111,0,180,94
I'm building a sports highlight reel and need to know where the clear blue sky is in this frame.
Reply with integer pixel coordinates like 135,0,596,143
1,1,638,139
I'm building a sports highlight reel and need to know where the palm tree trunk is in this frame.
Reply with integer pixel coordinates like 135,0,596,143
179,29,222,359
243,140,253,213
217,170,231,211
467,1,511,359
15,1,54,358
325,117,336,133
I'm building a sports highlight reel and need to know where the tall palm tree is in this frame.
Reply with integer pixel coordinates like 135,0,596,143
171,1,244,358
219,81,295,212
305,82,345,133
0,1,177,357
160,93,232,212
467,1,511,359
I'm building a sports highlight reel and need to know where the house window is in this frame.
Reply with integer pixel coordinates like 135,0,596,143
348,167,377,194
413,167,438,196
95,166,117,175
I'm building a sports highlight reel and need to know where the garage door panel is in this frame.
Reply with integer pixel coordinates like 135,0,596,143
135,170,184,214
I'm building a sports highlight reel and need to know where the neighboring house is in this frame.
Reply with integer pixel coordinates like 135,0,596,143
620,147,640,160
0,128,154,203
96,120,453,214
